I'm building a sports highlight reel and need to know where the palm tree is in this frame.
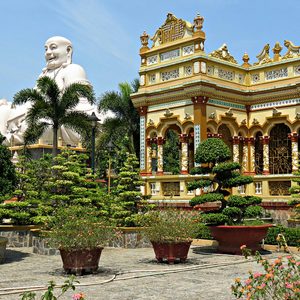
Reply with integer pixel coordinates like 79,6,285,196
13,76,95,157
97,79,140,157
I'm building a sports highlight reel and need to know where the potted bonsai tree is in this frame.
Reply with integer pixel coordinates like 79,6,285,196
139,208,200,263
188,138,273,255
45,205,115,275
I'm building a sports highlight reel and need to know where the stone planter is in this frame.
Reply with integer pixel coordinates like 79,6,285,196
209,224,273,255
151,241,192,264
59,247,103,275
0,237,8,263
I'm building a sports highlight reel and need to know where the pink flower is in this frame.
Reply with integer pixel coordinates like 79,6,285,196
245,279,252,285
240,245,247,250
285,283,293,289
254,272,262,278
72,293,85,300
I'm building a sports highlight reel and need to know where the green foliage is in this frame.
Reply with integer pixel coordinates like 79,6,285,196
201,213,229,226
189,138,264,226
163,129,180,174
190,193,224,206
45,206,115,250
138,209,200,243
264,226,300,247
190,166,212,175
195,138,231,164
0,134,17,196
244,205,264,218
112,153,145,226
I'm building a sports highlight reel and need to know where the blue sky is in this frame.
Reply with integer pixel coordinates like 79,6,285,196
1,0,300,102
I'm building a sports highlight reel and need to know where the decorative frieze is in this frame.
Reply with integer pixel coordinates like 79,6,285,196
161,69,179,81
207,65,214,76
160,49,180,62
147,55,158,65
208,99,246,110
194,125,201,167
140,116,146,170
148,99,193,112
251,98,300,110
251,73,260,83
217,68,234,81
200,61,206,73
265,68,288,80
182,45,194,56
149,74,156,84
294,65,300,75
184,66,193,76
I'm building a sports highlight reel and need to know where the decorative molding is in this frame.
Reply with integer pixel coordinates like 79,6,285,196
251,98,300,111
208,112,215,120
164,109,173,117
254,44,272,65
217,68,234,81
148,99,193,112
184,65,193,76
140,116,146,170
208,99,246,110
161,69,179,81
282,40,300,59
265,68,288,81
160,49,180,62
209,43,238,64
194,125,201,167
225,107,233,117
147,55,158,65
251,73,260,83
182,45,194,56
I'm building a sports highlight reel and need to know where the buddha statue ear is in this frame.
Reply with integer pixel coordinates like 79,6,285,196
66,45,73,64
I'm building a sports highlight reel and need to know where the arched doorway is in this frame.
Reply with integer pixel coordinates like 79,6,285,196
269,124,292,174
218,124,233,158
254,131,263,174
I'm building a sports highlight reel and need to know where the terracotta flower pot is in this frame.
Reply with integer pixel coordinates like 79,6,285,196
209,224,273,255
151,241,192,264
59,247,103,275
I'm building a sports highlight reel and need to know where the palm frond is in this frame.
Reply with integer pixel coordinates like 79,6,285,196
26,100,52,124
23,122,50,145
13,89,44,106
61,83,95,111
60,111,92,135
36,76,60,104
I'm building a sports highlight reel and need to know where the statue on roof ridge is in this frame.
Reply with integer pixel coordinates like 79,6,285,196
254,44,272,65
282,40,300,59
209,44,237,64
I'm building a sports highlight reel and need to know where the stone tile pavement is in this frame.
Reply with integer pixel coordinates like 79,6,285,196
0,246,280,300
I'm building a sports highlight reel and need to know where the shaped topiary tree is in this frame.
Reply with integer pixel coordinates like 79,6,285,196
188,138,264,225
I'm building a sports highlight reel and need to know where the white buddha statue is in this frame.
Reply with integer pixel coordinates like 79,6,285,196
3,36,99,147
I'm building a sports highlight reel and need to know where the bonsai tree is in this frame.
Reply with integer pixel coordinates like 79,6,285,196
0,134,17,198
188,138,264,225
287,163,300,220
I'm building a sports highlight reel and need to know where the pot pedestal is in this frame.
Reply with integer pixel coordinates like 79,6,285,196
59,247,103,275
209,224,273,255
151,241,192,264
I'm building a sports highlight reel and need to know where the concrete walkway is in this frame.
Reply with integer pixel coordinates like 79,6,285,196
0,246,279,300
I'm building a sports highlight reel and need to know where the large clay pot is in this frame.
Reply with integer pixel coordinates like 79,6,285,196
151,241,192,264
59,247,103,275
209,224,273,255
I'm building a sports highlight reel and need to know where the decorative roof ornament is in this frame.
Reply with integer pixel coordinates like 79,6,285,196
184,113,191,120
148,119,154,126
295,112,300,120
254,44,272,65
208,112,216,120
194,13,204,31
164,109,173,117
252,118,259,125
225,107,233,117
282,40,300,59
151,13,193,47
273,42,282,62
242,53,251,67
209,44,238,64
241,119,247,125
140,31,149,48
272,107,281,117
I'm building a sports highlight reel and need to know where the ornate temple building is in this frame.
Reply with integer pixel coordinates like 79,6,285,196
131,13,300,205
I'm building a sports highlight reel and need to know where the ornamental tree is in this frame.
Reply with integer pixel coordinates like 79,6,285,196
112,153,145,226
0,134,17,197
188,138,264,225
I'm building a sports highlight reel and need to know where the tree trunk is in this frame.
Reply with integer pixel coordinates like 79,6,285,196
52,125,58,157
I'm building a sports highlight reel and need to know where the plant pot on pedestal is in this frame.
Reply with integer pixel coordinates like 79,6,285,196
209,224,273,255
151,241,192,264
59,247,103,275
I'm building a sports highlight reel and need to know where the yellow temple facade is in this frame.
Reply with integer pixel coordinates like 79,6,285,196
131,13,300,205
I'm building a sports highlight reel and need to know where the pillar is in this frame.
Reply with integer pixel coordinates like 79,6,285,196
137,106,148,175
288,132,299,172
192,96,209,166
180,134,189,174
156,137,164,175
146,138,152,175
262,136,270,175
232,136,240,163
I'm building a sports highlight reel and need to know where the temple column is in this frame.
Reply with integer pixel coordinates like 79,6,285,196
137,106,148,175
146,138,152,175
156,137,165,175
180,134,189,174
232,136,240,163
248,137,256,174
192,96,209,166
262,136,270,175
288,132,299,172
242,138,249,174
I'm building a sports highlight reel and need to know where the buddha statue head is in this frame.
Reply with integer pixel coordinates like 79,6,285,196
44,36,73,70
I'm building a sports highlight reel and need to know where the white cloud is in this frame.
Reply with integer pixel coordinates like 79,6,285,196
43,0,131,62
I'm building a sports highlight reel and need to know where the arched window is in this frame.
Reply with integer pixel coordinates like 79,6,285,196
254,132,263,174
187,128,194,173
238,133,243,166
269,124,292,174
218,124,233,158
163,126,181,174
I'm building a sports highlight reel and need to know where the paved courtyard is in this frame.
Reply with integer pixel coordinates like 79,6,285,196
0,246,281,300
